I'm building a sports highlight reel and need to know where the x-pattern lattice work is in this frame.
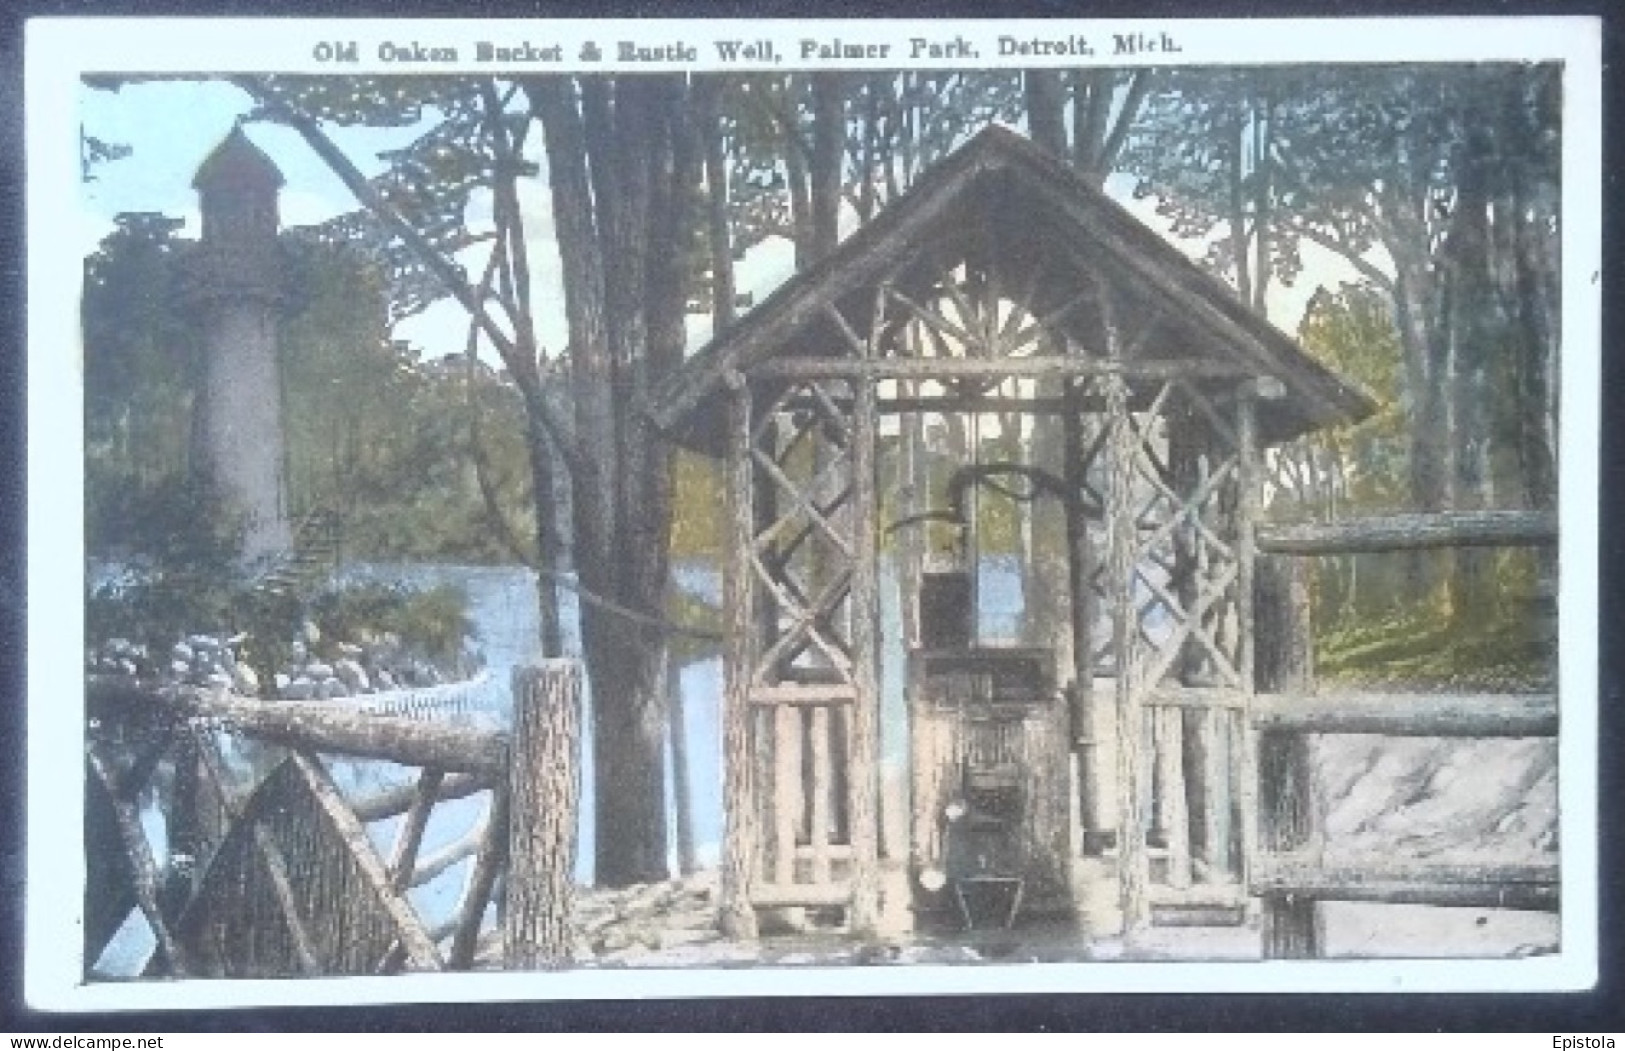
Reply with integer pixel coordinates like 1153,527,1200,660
1085,378,1245,690
749,377,861,686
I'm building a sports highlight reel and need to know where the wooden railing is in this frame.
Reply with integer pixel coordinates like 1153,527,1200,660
85,661,583,979
1247,510,1559,959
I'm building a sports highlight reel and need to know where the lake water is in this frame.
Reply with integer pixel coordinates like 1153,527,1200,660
96,558,1031,976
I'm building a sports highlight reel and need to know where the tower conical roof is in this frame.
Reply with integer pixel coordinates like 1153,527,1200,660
192,126,284,192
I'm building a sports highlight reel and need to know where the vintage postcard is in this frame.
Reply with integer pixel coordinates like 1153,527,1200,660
24,16,1602,1010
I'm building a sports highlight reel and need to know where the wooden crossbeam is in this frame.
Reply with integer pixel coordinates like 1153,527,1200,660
757,481,855,571
388,769,445,893
1251,692,1558,737
748,684,858,706
1002,288,1093,358
1140,561,1240,691
352,772,490,824
157,688,507,778
1131,457,1239,570
1132,563,1242,689
750,882,853,908
1172,377,1240,452
887,285,979,350
822,302,869,357
756,553,852,660
801,379,855,450
748,355,1254,382
1254,856,1559,911
750,449,855,562
1255,510,1558,555
410,822,485,889
750,558,854,682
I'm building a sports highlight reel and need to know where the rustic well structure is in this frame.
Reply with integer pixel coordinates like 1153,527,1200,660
652,125,1374,940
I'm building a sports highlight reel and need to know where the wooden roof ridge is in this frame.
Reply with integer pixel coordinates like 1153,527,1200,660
647,123,1376,442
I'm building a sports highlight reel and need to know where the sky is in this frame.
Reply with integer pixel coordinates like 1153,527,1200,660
77,76,1364,368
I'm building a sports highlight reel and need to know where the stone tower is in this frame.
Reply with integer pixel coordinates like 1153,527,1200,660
191,126,291,560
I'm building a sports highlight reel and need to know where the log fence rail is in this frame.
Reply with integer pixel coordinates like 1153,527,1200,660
85,660,582,978
1245,510,1559,959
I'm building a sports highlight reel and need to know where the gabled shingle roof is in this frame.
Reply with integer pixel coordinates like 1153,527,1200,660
650,124,1375,452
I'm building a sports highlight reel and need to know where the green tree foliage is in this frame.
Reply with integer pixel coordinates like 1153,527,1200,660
83,212,198,555
1289,283,1407,512
83,215,535,567
1119,64,1559,628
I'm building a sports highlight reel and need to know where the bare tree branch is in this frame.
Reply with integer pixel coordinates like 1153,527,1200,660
234,75,585,478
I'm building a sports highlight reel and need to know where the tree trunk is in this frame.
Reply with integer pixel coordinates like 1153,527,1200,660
1024,70,1068,157
531,74,693,887
809,73,845,263
668,651,696,876
523,412,565,657
696,77,737,334
1443,102,1499,622
505,662,582,969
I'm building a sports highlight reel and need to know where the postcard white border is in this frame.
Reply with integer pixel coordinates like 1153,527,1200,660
24,15,1604,1011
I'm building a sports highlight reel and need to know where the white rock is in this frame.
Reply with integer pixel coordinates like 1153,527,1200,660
334,658,370,693
231,663,260,697
306,661,334,680
205,671,233,690
169,659,191,678
282,678,315,700
171,642,194,663
302,621,321,645
273,673,291,692
656,928,718,951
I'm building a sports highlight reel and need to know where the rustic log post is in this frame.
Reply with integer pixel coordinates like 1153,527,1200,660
1103,370,1149,935
1153,707,1191,889
503,661,582,969
773,705,804,887
1255,553,1322,958
720,372,761,939
1063,376,1108,854
849,369,883,934
1232,382,1264,919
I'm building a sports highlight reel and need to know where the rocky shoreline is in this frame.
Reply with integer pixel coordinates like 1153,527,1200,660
87,620,477,702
